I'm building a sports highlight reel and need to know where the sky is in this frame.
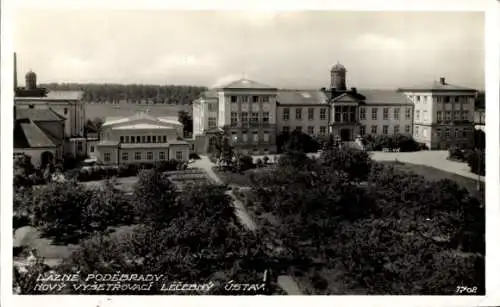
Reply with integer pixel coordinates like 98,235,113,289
14,10,485,89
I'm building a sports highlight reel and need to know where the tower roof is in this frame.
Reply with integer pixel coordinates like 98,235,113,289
331,62,346,71
26,70,36,78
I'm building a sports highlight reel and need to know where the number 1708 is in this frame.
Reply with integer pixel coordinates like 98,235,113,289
456,286,478,294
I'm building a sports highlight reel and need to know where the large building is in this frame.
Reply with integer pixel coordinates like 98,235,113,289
398,77,477,149
13,54,89,167
96,112,190,164
193,63,418,154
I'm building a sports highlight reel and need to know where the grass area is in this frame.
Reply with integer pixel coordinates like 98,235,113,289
85,103,190,120
382,161,485,202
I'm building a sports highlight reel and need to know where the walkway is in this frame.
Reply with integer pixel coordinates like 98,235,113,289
192,155,302,295
370,150,484,182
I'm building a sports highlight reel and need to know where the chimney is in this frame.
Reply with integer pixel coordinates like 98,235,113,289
439,77,446,85
14,52,18,93
351,87,357,93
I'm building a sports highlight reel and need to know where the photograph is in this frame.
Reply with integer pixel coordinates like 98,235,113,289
8,8,487,298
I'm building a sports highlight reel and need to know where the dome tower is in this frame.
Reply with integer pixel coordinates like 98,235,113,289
330,62,347,91
25,70,37,91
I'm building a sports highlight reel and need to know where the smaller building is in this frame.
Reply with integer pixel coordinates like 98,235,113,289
96,112,190,164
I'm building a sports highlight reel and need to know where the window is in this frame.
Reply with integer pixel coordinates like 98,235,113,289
394,125,400,134
152,136,156,143
308,108,314,120
263,132,269,142
147,136,151,143
208,103,216,111
176,151,183,160
371,108,378,120
295,108,302,120
146,152,153,160
77,141,83,152
135,152,142,161
251,112,259,125
307,126,314,135
415,126,419,136
405,108,411,120
359,108,366,120
445,128,450,137
320,126,327,135
125,136,130,143
231,112,238,127
462,129,468,138
142,136,146,143
64,108,68,115
462,111,469,120
241,112,249,125
122,152,128,161
320,108,327,120
262,112,269,123
405,125,411,133
423,111,428,121
371,125,377,134
241,96,248,103
262,96,269,102
383,108,389,120
423,128,428,137
455,96,459,102
394,108,400,120
282,108,290,121
252,96,259,103
296,126,302,133
104,152,111,162
242,132,248,142
131,136,136,143
162,136,167,143
436,128,441,137
416,96,421,102
359,125,366,136
445,111,451,121
120,136,124,143
342,108,349,122
231,96,237,103
444,96,450,103
437,111,442,122
252,131,259,142
90,145,95,153
283,126,290,134
455,128,460,138
208,117,217,128
382,125,389,135
159,152,165,160
416,110,420,121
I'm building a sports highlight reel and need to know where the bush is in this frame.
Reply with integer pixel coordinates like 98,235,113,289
364,134,421,152
256,158,264,168
189,152,201,160
238,155,255,172
466,149,485,176
448,146,467,162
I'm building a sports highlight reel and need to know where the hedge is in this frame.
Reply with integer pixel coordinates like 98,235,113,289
66,160,186,182
363,134,424,152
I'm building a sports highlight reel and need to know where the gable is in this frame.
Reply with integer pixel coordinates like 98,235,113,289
332,93,361,103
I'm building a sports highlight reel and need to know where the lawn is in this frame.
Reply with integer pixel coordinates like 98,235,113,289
382,161,485,202
85,103,190,120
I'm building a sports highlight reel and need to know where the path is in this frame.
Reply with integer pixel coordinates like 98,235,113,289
370,150,484,182
192,155,302,295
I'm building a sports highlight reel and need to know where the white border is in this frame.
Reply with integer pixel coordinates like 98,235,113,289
2,0,499,307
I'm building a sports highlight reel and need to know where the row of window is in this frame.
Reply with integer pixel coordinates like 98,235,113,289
230,131,270,143
119,135,169,143
230,112,270,126
414,127,472,138
282,108,328,121
411,95,471,104
282,126,328,135
359,125,411,136
434,111,470,122
230,95,270,103
360,107,412,121
103,151,183,162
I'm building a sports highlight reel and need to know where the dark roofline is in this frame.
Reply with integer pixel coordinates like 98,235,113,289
396,88,477,93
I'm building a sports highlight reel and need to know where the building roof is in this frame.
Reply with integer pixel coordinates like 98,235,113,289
217,79,277,90
97,140,120,146
331,63,347,71
202,90,218,99
397,79,477,92
276,90,329,105
103,113,181,127
114,123,174,130
16,108,66,121
120,143,171,149
359,89,413,105
45,90,84,100
14,120,56,149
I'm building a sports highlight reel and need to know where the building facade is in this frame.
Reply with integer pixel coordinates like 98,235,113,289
398,77,477,149
96,112,190,164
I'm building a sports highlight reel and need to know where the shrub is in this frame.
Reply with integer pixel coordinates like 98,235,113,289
364,134,421,152
75,161,184,182
256,158,264,168
448,146,467,162
263,156,270,165
466,149,485,176
189,152,201,160
238,155,255,172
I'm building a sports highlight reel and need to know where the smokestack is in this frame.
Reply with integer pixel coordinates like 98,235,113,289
439,77,446,85
14,52,18,93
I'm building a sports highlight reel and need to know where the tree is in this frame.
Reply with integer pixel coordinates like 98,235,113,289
277,130,321,154
178,110,193,137
133,169,178,227
320,144,372,182
208,127,234,169
466,149,485,176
